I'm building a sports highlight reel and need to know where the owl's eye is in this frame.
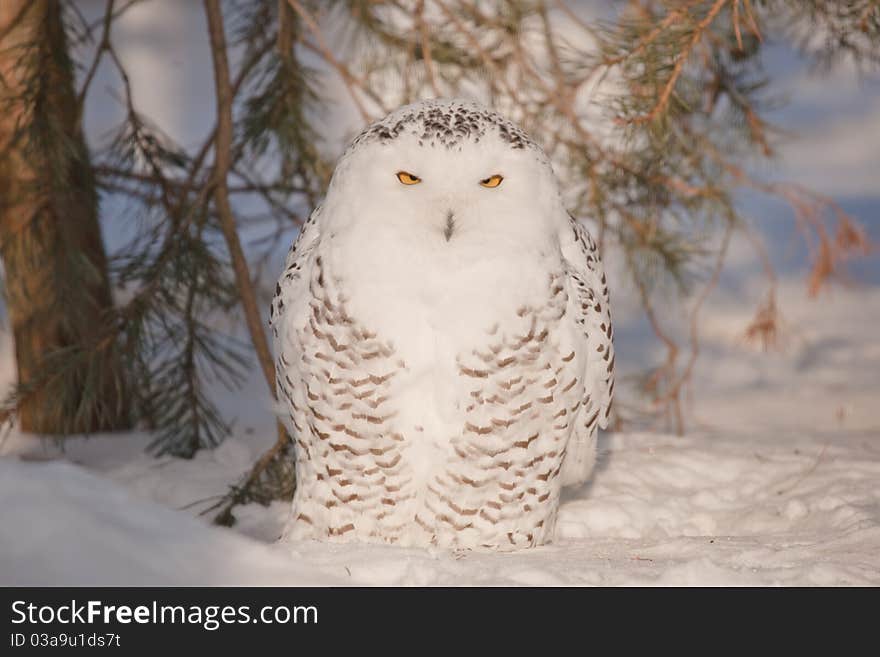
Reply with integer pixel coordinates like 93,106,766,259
479,174,504,188
396,171,421,185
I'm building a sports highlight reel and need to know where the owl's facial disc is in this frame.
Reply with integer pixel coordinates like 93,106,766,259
393,169,505,243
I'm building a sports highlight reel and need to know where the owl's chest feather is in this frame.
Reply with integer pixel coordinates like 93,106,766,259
280,249,582,549
317,228,562,356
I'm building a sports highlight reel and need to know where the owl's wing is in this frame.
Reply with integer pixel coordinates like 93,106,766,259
269,204,322,338
269,205,323,439
559,216,615,486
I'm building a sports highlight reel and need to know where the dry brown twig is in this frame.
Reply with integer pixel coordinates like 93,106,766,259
416,0,442,97
204,0,276,396
204,0,295,525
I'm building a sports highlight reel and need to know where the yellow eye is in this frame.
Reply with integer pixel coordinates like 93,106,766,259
396,171,421,185
480,174,504,188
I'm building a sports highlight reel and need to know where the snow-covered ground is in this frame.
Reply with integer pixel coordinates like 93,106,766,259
2,276,878,586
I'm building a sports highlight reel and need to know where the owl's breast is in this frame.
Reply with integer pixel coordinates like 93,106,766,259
343,238,568,430
321,225,559,352
282,226,577,548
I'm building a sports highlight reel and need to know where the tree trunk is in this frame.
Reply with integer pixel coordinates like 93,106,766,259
0,0,130,433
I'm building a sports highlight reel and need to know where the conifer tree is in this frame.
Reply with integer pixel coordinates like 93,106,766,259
0,0,129,433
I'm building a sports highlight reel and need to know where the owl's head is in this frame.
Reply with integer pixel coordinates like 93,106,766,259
322,99,565,249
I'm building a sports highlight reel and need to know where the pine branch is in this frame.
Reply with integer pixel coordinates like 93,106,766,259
627,0,727,125
74,0,115,124
204,0,277,397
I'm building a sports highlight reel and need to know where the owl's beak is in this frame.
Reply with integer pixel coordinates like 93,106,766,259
443,210,455,242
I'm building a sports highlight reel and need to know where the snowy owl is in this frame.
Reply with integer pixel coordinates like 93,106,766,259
270,99,614,551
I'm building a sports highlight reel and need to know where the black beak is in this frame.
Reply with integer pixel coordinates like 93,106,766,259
444,210,455,242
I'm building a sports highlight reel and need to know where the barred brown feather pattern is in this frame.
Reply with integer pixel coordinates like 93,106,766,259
276,253,587,549
558,216,615,486
421,271,582,549
277,254,416,543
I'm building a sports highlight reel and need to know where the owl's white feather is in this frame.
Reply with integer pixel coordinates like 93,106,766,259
558,218,615,486
270,99,614,550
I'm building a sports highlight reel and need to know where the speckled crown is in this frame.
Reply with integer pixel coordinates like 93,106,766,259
350,99,539,152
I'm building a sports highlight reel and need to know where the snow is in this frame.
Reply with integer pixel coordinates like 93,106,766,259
0,459,339,586
3,429,877,586
1,273,878,586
